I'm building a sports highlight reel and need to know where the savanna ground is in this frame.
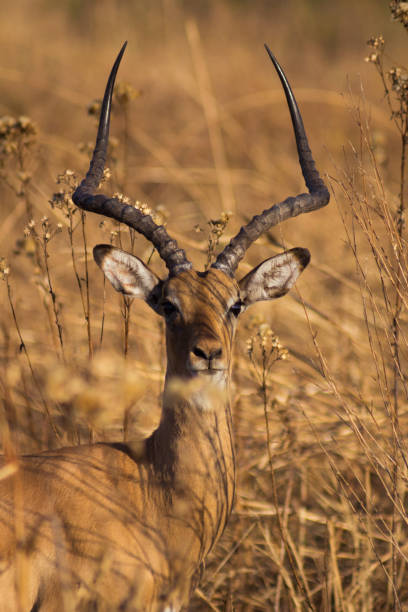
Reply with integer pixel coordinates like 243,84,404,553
0,0,407,610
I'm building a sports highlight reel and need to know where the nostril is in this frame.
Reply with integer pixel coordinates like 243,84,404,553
191,344,223,363
192,346,208,360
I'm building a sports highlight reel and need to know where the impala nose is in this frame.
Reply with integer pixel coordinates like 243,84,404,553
190,339,223,371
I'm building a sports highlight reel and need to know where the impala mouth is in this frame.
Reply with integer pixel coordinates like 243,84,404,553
189,367,227,376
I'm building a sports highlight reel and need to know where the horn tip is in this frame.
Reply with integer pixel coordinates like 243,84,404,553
264,44,281,73
117,41,128,62
264,43,274,60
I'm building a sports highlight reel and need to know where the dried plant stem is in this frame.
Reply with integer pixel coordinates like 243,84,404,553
67,211,100,352
121,296,132,358
205,214,230,271
68,213,89,337
16,143,33,220
81,212,93,359
301,289,404,609
41,239,65,361
369,40,408,608
260,377,315,612
128,227,136,253
158,318,165,397
390,117,407,612
99,277,106,348
4,278,59,439
121,105,129,193
274,470,295,611
185,19,236,215
146,245,155,266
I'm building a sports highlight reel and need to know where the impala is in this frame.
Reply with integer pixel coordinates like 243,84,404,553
0,43,329,611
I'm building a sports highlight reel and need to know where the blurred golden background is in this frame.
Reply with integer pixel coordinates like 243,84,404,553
0,1,407,610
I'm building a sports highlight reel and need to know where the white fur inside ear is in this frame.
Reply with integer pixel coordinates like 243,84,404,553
239,249,309,305
94,245,160,299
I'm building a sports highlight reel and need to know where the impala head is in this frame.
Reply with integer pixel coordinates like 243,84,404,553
73,42,329,381
93,244,309,380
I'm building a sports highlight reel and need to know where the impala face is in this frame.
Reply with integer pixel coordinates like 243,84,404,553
159,269,240,378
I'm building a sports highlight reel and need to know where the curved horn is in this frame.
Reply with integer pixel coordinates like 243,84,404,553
212,45,330,277
72,42,192,277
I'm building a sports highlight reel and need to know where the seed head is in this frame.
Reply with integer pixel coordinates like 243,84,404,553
88,99,102,117
0,257,10,280
114,82,141,106
390,1,408,27
367,35,385,49
365,52,379,65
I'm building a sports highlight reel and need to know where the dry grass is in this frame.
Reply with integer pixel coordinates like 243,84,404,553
0,0,407,609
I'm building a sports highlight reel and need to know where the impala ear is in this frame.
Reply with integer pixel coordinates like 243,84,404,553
239,247,310,306
93,244,162,310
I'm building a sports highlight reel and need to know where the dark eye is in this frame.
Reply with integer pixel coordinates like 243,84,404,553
229,301,243,318
162,300,178,319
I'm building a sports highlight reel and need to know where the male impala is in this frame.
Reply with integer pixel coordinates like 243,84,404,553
0,43,329,610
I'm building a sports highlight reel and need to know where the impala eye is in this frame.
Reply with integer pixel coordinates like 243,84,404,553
162,300,178,319
229,301,243,318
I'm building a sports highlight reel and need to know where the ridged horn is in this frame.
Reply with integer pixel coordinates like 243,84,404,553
212,44,330,277
72,42,192,277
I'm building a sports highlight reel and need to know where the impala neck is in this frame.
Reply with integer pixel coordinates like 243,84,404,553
149,370,235,550
155,369,234,480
